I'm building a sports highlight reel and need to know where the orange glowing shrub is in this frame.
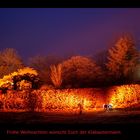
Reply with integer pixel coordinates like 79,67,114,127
0,67,106,112
107,84,140,108
0,67,38,91
0,90,29,111
40,88,105,112
0,75,13,89
0,88,106,112
17,67,38,76
17,80,32,90
1,84,139,112
4,84,140,112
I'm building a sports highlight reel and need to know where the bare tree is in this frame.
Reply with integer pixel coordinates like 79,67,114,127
0,48,24,78
50,64,62,88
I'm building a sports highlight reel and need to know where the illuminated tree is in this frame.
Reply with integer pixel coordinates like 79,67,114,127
106,35,140,84
13,67,41,90
50,64,62,88
0,48,24,78
0,67,41,92
61,56,103,88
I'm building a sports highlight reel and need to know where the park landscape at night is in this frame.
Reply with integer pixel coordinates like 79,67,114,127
0,32,140,125
0,8,140,139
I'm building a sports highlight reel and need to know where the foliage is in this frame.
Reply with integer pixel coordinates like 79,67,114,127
27,91,38,111
0,75,14,92
40,85,54,90
17,80,32,90
13,68,40,90
29,55,64,84
0,67,40,92
106,35,140,84
0,88,104,112
61,56,103,87
0,90,41,111
17,67,38,76
0,48,24,78
50,64,62,88
0,90,28,110
0,84,139,111
37,88,101,112
108,84,140,108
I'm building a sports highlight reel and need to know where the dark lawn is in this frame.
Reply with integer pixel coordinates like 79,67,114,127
0,109,140,124
0,110,140,139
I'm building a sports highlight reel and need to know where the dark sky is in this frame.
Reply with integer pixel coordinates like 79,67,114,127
0,8,140,62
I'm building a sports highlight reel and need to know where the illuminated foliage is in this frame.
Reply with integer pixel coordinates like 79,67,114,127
0,48,24,78
61,56,103,87
17,67,38,76
0,88,105,112
39,88,105,112
50,64,62,88
0,67,40,92
106,35,139,83
0,75,14,92
108,84,140,108
17,80,32,90
40,84,54,90
0,90,29,110
0,84,139,112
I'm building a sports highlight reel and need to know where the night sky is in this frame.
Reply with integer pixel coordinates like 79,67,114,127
0,8,140,62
